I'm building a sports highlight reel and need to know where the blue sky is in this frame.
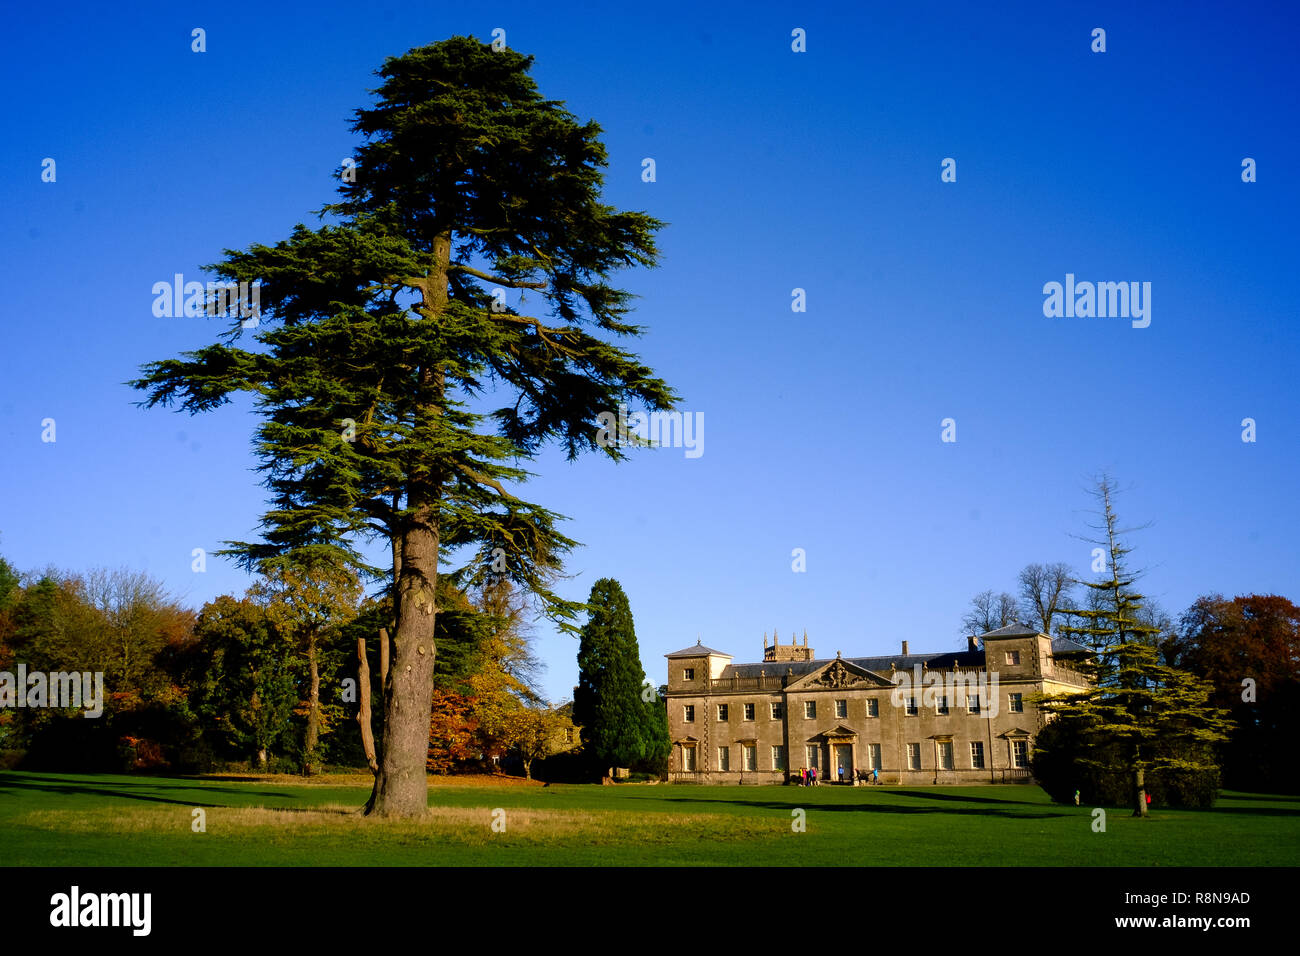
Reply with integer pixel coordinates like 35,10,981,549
3,0,1297,704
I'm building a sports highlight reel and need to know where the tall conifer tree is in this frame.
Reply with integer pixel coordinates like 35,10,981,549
1040,477,1232,816
574,578,651,772
131,37,676,816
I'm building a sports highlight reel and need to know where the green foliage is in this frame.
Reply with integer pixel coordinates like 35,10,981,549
637,690,671,777
0,555,19,614
573,578,655,772
1036,478,1233,813
129,36,679,811
128,36,677,626
1057,478,1162,682
183,596,300,766
1031,705,1222,809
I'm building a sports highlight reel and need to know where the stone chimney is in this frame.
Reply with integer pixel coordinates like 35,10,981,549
901,640,909,656
967,635,979,652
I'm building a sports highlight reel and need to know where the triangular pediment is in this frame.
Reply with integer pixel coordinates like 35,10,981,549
998,728,1032,739
787,658,893,692
809,724,859,742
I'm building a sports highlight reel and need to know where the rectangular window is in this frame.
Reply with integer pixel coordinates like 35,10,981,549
907,743,921,770
1012,740,1029,768
1005,650,1020,666
683,667,694,681
938,741,954,770
743,745,757,772
868,743,882,770
835,699,847,718
804,700,816,719
967,694,982,715
1009,693,1024,713
970,741,985,769
683,746,696,771
771,703,783,720
866,698,879,717
684,705,694,723
717,703,728,721
805,745,820,770
717,746,729,771
744,702,755,721
905,696,918,716
772,745,787,771
937,696,949,716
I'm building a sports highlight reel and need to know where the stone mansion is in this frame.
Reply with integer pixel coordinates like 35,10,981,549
664,624,1092,785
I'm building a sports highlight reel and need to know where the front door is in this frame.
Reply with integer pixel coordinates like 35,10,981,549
834,744,853,783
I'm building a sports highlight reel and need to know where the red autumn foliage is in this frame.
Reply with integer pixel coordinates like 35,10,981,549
427,689,479,774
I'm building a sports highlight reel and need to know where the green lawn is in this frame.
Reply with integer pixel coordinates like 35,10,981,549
1,771,1295,866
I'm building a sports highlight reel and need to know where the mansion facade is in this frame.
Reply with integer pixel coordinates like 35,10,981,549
664,624,1092,785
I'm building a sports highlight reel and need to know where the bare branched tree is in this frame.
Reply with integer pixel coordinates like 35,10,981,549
960,589,1020,640
1018,562,1075,635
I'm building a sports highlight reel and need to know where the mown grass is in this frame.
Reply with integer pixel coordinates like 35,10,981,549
0,771,1295,866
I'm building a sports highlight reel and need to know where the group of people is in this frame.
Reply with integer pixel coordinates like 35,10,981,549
796,766,881,785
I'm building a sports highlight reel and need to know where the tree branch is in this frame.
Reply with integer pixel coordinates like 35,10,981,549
449,263,546,290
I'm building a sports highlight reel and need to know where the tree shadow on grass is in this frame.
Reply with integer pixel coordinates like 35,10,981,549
0,772,293,807
888,789,1047,806
661,795,1073,819
1218,792,1300,803
1190,804,1300,817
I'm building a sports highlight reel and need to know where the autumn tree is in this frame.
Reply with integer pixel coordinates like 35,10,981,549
131,37,676,816
465,582,544,767
9,568,190,699
427,689,478,774
1168,594,1300,792
506,704,579,780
